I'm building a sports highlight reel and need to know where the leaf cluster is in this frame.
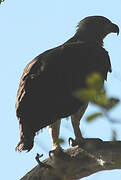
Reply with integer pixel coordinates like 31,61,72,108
75,73,119,122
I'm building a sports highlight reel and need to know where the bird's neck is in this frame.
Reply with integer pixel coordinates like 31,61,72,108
64,33,104,47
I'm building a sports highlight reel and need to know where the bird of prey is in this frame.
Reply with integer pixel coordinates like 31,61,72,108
15,16,119,152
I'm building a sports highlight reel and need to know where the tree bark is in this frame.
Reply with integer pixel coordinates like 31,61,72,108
20,139,121,180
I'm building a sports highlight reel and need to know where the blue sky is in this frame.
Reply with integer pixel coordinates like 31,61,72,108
1,0,121,179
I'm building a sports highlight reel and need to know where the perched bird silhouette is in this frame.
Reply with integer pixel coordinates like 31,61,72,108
15,16,119,152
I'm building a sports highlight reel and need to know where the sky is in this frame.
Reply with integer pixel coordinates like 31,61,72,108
0,0,121,180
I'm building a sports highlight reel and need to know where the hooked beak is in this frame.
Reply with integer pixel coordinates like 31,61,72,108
111,23,119,35
106,23,120,35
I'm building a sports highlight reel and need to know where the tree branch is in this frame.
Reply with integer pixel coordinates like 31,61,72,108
20,139,121,180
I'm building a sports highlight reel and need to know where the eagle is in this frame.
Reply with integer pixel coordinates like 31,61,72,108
15,16,119,152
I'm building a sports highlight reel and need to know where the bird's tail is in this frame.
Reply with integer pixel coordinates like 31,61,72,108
15,122,35,152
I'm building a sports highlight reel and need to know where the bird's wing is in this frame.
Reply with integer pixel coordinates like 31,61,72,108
16,42,111,119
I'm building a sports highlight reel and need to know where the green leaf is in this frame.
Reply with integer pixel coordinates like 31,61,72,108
86,72,103,91
74,73,106,102
86,112,103,122
99,97,120,110
56,138,65,146
74,88,98,102
74,72,120,112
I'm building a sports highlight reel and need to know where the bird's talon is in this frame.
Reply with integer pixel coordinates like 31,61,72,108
68,137,76,146
68,137,84,147
35,153,51,168
49,147,64,159
68,137,78,147
35,153,43,165
49,150,55,159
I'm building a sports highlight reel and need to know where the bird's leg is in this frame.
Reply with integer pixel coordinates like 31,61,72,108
48,119,61,151
69,103,88,147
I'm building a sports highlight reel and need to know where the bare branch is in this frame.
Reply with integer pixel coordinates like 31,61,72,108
20,139,121,180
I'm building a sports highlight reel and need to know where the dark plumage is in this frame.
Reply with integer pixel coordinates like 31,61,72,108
15,16,119,152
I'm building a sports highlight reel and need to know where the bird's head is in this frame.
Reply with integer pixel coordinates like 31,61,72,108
76,16,119,45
